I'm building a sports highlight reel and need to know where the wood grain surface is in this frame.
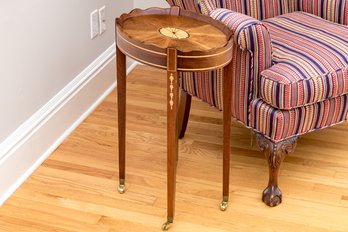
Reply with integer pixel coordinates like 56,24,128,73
1,65,348,232
121,15,228,52
116,7,233,72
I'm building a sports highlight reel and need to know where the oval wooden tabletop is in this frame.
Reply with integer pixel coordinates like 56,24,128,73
116,7,233,71
120,14,229,53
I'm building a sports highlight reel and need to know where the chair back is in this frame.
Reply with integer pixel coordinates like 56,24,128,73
292,0,348,25
211,0,290,19
166,0,290,19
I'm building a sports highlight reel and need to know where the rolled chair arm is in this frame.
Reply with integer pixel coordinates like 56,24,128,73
166,0,272,52
207,8,272,52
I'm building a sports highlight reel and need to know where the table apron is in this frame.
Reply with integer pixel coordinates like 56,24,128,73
117,36,233,72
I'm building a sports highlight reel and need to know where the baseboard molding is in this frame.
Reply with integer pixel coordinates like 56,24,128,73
0,43,137,205
127,59,139,74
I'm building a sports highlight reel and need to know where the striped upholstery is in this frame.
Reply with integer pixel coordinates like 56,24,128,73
293,0,348,25
165,0,201,12
167,0,290,19
198,0,216,14
167,0,348,142
260,12,348,109
210,9,269,51
168,0,348,24
250,94,348,141
180,8,272,124
204,0,290,19
180,70,223,109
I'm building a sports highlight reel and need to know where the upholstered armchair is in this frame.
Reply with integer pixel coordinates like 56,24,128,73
165,0,348,206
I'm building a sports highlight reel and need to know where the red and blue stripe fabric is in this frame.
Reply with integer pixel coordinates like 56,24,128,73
166,0,289,19
250,94,348,141
293,0,348,25
165,0,201,12
260,12,348,109
198,0,216,14
180,8,272,125
165,0,348,143
210,9,269,50
251,11,348,141
166,0,348,24
202,0,290,19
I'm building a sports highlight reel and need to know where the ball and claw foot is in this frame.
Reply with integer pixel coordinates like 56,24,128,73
162,220,172,231
118,184,126,194
262,185,282,207
220,200,228,211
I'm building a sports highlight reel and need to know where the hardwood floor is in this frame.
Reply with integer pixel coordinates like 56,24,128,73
1,65,348,231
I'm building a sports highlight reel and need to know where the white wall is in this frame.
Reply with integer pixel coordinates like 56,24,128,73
0,0,134,204
0,0,173,205
0,0,132,143
0,0,169,144
134,0,169,9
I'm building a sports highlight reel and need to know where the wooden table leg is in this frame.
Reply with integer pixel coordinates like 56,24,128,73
220,61,233,211
117,46,127,194
163,48,179,231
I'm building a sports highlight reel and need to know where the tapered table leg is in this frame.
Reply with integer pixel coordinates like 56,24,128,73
220,61,233,211
162,48,179,231
117,46,127,194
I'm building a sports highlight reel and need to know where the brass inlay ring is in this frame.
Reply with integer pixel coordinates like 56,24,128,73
159,27,189,40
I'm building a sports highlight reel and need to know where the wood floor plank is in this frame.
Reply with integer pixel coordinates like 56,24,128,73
1,65,348,231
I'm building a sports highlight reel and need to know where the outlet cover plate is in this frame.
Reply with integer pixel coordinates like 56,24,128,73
90,9,99,39
99,6,106,35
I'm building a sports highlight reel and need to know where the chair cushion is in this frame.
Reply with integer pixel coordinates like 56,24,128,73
250,94,348,142
260,12,348,110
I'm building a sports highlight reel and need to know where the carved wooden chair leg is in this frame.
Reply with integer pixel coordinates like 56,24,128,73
256,134,297,207
178,89,192,139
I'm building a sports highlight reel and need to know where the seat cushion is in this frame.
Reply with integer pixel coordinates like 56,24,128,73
260,12,348,110
250,94,348,142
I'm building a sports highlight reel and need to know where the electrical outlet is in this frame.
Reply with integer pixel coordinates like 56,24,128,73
99,6,106,35
90,9,99,39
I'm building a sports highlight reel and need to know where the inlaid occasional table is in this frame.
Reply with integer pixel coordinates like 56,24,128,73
115,6,233,230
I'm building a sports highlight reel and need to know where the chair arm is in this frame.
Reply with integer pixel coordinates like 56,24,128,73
165,1,272,52
294,0,348,25
209,8,272,52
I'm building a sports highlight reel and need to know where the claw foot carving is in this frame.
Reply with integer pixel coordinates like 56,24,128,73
262,185,282,207
256,134,297,207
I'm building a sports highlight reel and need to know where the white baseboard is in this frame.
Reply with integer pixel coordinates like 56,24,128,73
127,59,139,74
0,43,137,205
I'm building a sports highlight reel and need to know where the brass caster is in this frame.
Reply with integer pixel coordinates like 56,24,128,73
117,179,126,194
162,221,173,231
220,200,228,211
118,179,126,194
118,184,126,194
